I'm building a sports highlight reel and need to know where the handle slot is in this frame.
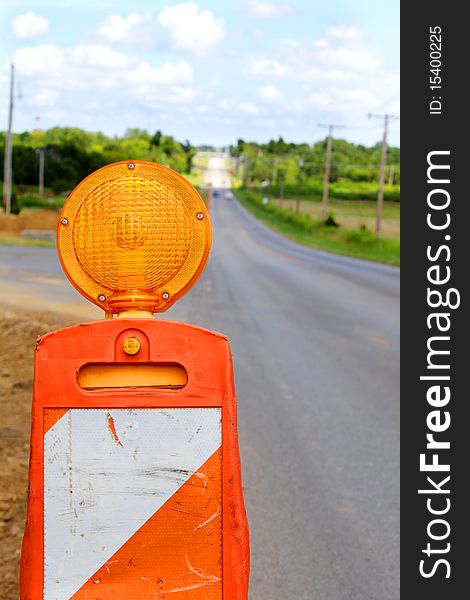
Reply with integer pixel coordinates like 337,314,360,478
78,363,187,391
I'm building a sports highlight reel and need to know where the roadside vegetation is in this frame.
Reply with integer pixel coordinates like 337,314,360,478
229,137,400,197
234,190,399,265
229,138,400,265
0,127,203,214
0,127,212,246
1,129,400,263
0,235,54,248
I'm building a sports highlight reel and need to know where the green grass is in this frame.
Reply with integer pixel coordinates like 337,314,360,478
19,192,66,210
185,171,204,188
233,189,400,266
0,235,55,248
269,197,400,241
258,180,400,202
192,154,209,171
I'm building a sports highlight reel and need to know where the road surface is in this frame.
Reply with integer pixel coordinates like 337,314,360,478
0,156,399,599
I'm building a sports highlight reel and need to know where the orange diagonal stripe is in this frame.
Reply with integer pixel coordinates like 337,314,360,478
72,448,222,599
43,408,69,434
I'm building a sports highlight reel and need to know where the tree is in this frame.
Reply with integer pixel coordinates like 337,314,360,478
150,130,162,148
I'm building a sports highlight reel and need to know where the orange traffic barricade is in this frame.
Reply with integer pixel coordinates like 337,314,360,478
20,161,249,599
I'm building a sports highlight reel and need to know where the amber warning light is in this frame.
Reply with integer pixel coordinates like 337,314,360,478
57,160,211,315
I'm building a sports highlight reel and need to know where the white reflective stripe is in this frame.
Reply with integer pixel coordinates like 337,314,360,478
44,408,221,600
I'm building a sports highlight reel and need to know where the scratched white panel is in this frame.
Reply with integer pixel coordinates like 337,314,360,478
44,408,221,600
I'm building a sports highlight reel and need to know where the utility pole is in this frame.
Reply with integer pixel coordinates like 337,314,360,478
241,154,249,187
318,123,344,218
3,63,14,214
296,157,304,214
369,113,398,236
36,148,45,195
278,160,285,207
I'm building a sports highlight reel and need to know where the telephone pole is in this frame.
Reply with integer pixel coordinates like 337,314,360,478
296,157,304,214
241,154,250,187
369,113,398,236
36,148,45,195
318,123,344,218
3,63,14,214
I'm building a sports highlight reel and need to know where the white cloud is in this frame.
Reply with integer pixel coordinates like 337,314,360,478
13,42,196,106
13,42,192,82
260,118,276,129
323,69,351,82
96,13,150,43
309,87,380,114
219,98,236,111
328,26,363,41
239,102,260,114
250,58,285,77
388,100,400,115
11,12,49,39
309,92,333,110
158,3,225,54
316,46,381,71
259,85,283,103
383,73,400,89
129,83,208,108
96,78,121,89
34,89,58,107
14,43,131,80
71,45,129,69
14,45,65,76
242,25,398,134
341,89,377,104
250,28,383,83
7,15,398,146
13,44,211,133
169,86,202,103
249,2,294,17
128,60,193,85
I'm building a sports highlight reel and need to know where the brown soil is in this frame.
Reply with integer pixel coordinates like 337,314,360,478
0,210,59,234
0,308,75,598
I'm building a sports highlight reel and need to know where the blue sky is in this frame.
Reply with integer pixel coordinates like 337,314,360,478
0,1,399,146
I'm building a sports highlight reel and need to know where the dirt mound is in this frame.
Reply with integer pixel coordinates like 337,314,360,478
0,210,59,235
0,309,74,598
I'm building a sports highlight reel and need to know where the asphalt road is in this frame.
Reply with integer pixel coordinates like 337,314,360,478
0,156,399,599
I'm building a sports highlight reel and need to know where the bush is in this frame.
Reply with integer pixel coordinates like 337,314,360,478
330,182,400,202
342,168,376,182
242,190,329,234
340,226,377,246
11,186,20,214
0,184,20,214
323,213,339,228
252,180,400,202
19,193,64,210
